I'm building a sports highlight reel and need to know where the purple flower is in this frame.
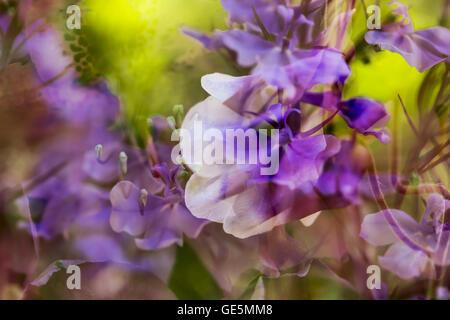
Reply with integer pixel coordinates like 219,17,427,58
26,28,119,129
361,194,450,279
110,164,209,250
315,141,369,204
17,167,108,239
193,31,350,100
302,92,391,143
339,98,391,144
82,141,163,192
184,1,351,100
221,0,293,35
15,25,129,240
182,95,342,238
365,1,450,72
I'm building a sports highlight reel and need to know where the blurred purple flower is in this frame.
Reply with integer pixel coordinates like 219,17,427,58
316,141,369,204
361,194,450,279
184,1,351,100
221,0,293,35
26,28,119,133
365,1,450,72
110,164,209,250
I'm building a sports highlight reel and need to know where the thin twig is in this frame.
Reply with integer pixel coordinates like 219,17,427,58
398,94,419,137
420,153,450,174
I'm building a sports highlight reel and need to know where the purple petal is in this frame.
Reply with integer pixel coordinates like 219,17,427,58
260,227,311,278
360,209,432,246
75,235,126,263
379,243,431,279
135,228,182,251
221,30,274,66
182,28,224,50
339,98,391,143
365,27,450,72
273,135,341,189
110,181,151,237
110,181,205,250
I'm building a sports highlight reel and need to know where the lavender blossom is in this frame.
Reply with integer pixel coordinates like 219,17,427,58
361,194,450,279
365,1,450,72
110,164,209,250
182,94,345,238
301,92,391,143
184,1,351,100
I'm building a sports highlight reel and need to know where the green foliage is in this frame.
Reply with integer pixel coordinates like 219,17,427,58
77,0,235,143
169,242,223,300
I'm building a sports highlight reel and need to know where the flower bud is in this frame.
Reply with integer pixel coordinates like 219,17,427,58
173,104,184,115
167,116,177,130
119,151,128,175
140,188,148,207
94,144,103,160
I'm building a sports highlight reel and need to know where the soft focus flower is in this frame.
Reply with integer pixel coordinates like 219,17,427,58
361,194,450,279
3,0,448,300
184,0,351,100
26,27,119,132
315,140,370,204
182,94,342,238
110,163,209,250
365,1,450,72
13,25,125,238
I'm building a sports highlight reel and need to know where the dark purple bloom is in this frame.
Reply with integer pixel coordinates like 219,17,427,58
302,92,391,143
339,98,391,143
190,30,350,100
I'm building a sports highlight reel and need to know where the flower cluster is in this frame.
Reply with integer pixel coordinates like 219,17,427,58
0,0,449,300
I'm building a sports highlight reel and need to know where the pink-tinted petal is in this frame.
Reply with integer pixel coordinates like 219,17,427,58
259,227,311,278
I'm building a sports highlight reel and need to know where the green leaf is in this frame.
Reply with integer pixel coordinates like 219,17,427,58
74,52,86,63
70,44,83,52
238,273,263,300
168,242,223,300
409,173,420,187
64,33,76,41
